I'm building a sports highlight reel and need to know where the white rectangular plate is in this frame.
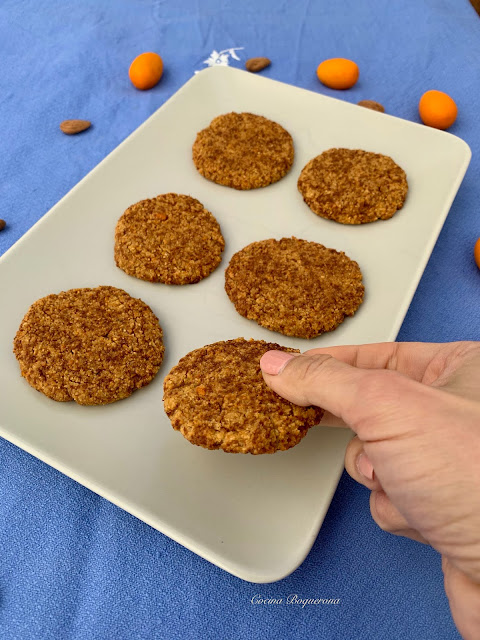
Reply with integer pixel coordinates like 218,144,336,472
0,66,470,583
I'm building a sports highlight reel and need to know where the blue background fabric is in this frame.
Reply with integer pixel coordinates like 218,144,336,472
0,1,479,638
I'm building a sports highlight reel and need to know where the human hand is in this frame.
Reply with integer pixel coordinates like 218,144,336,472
260,341,480,640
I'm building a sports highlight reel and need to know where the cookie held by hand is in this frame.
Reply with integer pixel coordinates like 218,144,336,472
163,338,323,454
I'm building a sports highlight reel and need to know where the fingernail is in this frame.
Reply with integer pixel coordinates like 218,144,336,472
356,453,374,480
260,350,296,375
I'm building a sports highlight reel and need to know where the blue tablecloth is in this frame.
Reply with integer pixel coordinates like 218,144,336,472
1,1,478,638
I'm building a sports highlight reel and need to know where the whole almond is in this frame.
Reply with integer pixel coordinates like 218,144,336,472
357,100,385,113
245,57,271,73
0,219,6,231
59,119,91,135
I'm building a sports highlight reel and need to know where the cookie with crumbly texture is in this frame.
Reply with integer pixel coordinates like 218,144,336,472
163,338,323,454
298,148,408,224
192,112,294,190
114,193,225,284
225,238,364,339
13,286,164,405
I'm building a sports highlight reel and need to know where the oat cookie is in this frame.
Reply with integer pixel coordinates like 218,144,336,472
192,112,294,190
163,338,323,454
297,148,408,224
114,193,225,284
13,286,164,405
225,237,364,339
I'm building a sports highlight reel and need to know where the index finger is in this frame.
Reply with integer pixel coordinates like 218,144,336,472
304,342,448,382
307,342,448,427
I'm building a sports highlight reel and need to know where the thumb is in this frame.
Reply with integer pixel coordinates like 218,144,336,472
260,350,440,441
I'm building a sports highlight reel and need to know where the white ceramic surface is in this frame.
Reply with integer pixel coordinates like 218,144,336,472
0,66,471,583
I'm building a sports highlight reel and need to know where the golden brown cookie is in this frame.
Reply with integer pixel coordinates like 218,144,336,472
192,112,294,190
13,286,164,405
297,148,408,224
163,338,323,454
114,193,225,284
225,237,364,338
